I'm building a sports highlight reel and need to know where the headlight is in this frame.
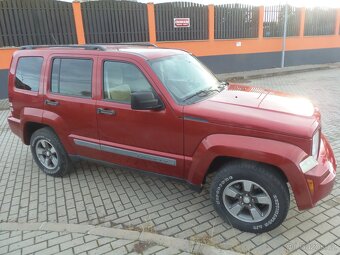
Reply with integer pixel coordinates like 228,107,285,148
312,129,320,160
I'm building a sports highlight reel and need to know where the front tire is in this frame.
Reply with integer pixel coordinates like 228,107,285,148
210,161,289,233
30,127,72,177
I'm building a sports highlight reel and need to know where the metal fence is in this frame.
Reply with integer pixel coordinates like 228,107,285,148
81,0,149,43
0,0,340,47
214,4,259,39
0,0,77,47
263,5,300,37
155,2,208,41
304,8,336,36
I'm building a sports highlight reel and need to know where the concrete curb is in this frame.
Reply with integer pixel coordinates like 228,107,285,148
0,222,241,255
216,62,340,82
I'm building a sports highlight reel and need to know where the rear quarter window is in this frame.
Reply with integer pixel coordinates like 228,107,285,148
15,57,43,92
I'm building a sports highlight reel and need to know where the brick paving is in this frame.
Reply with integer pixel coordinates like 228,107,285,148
0,99,8,111
0,68,339,254
0,230,190,255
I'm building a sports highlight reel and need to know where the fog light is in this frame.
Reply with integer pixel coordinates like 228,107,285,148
307,179,314,194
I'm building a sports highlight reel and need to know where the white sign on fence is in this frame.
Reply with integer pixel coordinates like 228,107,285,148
174,18,190,28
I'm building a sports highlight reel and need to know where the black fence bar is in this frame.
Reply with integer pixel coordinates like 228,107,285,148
155,2,208,41
304,8,336,36
81,0,149,43
214,4,259,39
263,5,300,37
0,0,77,47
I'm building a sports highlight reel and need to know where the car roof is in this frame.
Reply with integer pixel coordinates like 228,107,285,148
118,47,187,60
17,44,187,60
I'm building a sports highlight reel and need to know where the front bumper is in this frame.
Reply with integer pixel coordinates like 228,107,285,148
301,134,336,209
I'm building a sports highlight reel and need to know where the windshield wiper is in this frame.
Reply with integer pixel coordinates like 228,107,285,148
183,87,220,102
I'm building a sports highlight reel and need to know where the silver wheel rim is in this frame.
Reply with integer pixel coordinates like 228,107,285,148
222,180,272,223
35,139,58,170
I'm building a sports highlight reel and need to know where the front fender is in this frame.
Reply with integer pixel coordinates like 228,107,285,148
186,134,312,209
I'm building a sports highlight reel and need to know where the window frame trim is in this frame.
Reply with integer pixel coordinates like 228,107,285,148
49,57,94,99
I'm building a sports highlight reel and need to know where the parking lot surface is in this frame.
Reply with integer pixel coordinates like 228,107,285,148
0,68,339,254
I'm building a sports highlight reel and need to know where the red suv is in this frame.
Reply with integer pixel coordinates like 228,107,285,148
7,44,336,233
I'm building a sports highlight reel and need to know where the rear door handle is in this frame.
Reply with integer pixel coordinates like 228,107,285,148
45,99,59,106
97,108,115,115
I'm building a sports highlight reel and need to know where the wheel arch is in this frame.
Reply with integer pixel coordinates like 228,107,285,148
23,120,75,155
186,134,311,209
23,122,54,145
205,156,288,184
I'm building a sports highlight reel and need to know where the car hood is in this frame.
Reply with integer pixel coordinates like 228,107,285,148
184,84,319,138
210,84,315,117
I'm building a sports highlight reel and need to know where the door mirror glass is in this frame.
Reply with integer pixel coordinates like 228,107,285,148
131,92,164,110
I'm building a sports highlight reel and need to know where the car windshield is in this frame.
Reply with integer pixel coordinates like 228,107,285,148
149,54,223,104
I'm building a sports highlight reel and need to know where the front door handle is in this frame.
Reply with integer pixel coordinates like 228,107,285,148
45,99,59,106
97,108,115,115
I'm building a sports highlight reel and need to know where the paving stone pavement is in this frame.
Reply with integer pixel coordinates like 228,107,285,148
0,99,8,111
0,68,339,255
0,229,191,255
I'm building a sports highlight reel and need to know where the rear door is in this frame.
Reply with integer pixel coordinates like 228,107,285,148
43,54,99,158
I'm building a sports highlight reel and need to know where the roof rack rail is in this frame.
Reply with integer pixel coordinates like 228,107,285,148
20,44,106,51
100,42,158,48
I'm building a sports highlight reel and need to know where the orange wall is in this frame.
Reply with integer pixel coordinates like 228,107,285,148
155,35,340,57
147,3,157,44
0,48,17,69
72,2,86,45
2,36,339,69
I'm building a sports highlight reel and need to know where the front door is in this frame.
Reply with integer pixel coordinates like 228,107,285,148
95,57,184,178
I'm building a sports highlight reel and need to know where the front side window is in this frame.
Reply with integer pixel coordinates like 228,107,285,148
51,58,93,97
149,53,222,104
15,57,43,91
103,61,153,104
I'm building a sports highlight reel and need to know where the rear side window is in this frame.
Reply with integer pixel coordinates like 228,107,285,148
15,57,43,92
51,58,93,97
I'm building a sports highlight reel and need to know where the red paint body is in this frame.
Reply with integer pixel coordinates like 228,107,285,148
7,46,336,210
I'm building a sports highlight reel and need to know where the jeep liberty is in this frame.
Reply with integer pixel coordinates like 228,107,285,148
7,44,336,233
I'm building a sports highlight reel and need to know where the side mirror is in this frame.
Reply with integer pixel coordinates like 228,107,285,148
131,91,164,110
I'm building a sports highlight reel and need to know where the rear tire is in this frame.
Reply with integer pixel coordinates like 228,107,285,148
210,160,289,233
30,127,72,177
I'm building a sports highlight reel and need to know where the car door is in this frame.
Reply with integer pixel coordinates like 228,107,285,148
43,54,99,159
95,56,184,178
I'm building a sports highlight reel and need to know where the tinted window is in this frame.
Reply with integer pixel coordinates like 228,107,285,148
103,61,152,103
15,57,43,91
51,58,93,97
